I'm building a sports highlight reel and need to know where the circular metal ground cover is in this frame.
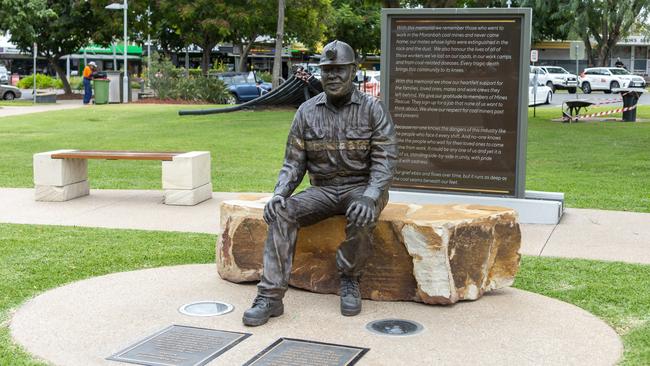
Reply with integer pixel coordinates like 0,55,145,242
178,301,234,317
366,319,424,336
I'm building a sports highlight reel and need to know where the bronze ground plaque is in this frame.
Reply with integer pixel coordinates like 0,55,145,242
107,325,251,366
244,338,368,366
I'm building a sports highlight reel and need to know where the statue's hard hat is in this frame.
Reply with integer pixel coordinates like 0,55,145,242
318,40,356,66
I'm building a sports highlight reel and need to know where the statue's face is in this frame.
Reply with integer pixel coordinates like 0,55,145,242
321,64,356,100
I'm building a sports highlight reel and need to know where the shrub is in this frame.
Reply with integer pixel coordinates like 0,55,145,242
257,71,272,83
54,76,83,91
149,53,229,103
16,74,57,89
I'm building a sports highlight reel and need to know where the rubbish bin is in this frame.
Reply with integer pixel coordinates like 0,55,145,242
622,89,643,122
93,79,110,105
105,71,132,103
106,71,122,103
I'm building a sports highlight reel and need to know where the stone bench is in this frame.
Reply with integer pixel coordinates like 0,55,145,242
33,150,212,205
217,197,521,305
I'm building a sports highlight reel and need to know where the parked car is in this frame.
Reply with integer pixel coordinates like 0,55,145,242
0,65,9,85
535,66,578,93
528,75,552,106
354,70,380,97
294,63,321,79
578,67,646,94
1,84,22,100
529,66,553,89
212,72,272,104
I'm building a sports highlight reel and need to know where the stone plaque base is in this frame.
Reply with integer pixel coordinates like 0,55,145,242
107,325,250,366
244,338,368,366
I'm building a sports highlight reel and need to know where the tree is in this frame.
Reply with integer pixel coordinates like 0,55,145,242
273,0,286,89
226,0,277,72
227,0,331,73
519,0,572,43
383,0,495,7
328,1,382,59
0,0,104,94
158,0,230,75
565,0,650,67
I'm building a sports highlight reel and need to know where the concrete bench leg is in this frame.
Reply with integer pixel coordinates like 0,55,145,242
162,151,212,206
33,150,89,202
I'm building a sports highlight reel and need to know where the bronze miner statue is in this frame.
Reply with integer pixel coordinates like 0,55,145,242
243,40,398,326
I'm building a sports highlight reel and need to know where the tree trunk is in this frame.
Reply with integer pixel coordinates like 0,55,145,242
201,43,215,76
237,38,256,73
50,57,72,94
581,36,594,67
272,0,285,89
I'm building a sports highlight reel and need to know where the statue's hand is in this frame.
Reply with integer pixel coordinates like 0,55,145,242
264,195,286,224
346,196,376,227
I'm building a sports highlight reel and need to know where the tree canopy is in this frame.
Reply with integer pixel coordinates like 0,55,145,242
0,0,106,94
328,0,382,58
564,0,650,66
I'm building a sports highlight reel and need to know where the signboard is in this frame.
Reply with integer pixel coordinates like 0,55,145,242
530,49,538,62
381,8,531,197
570,41,585,60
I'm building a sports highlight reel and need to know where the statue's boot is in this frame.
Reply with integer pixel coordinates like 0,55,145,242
340,275,362,316
242,296,284,326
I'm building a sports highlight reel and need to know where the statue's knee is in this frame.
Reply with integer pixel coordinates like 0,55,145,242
274,206,298,226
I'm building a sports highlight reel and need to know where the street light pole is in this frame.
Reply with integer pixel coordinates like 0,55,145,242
106,1,129,103
147,5,151,88
122,0,128,104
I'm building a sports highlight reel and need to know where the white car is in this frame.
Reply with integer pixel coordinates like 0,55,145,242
528,75,552,106
536,66,578,93
579,67,646,94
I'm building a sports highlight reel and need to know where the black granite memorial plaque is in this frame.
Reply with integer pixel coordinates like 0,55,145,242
243,338,368,366
383,10,531,197
107,325,251,366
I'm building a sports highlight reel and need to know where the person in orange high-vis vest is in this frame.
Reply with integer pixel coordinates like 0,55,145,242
83,62,97,104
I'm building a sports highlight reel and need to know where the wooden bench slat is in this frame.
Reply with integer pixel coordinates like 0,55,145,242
51,150,183,161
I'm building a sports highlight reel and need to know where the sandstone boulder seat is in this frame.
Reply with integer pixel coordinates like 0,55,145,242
217,197,521,305
33,149,212,206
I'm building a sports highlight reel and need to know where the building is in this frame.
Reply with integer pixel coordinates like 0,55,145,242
0,35,142,80
533,36,650,76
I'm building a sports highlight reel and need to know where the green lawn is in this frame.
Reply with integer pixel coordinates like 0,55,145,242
0,100,35,107
0,104,291,193
0,104,649,364
526,107,650,212
0,104,648,212
0,223,648,365
0,224,216,365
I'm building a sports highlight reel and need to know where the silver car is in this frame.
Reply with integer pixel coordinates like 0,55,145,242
0,66,8,85
1,84,22,100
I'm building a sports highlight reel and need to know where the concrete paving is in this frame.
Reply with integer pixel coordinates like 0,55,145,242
10,264,623,366
0,99,84,118
1,188,649,264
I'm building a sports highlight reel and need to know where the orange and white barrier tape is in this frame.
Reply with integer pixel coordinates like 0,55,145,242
567,104,637,121
591,97,622,106
359,83,380,97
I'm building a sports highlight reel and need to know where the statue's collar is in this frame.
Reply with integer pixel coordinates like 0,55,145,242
316,89,363,109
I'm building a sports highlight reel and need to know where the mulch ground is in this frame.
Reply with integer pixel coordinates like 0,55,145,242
56,93,83,100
